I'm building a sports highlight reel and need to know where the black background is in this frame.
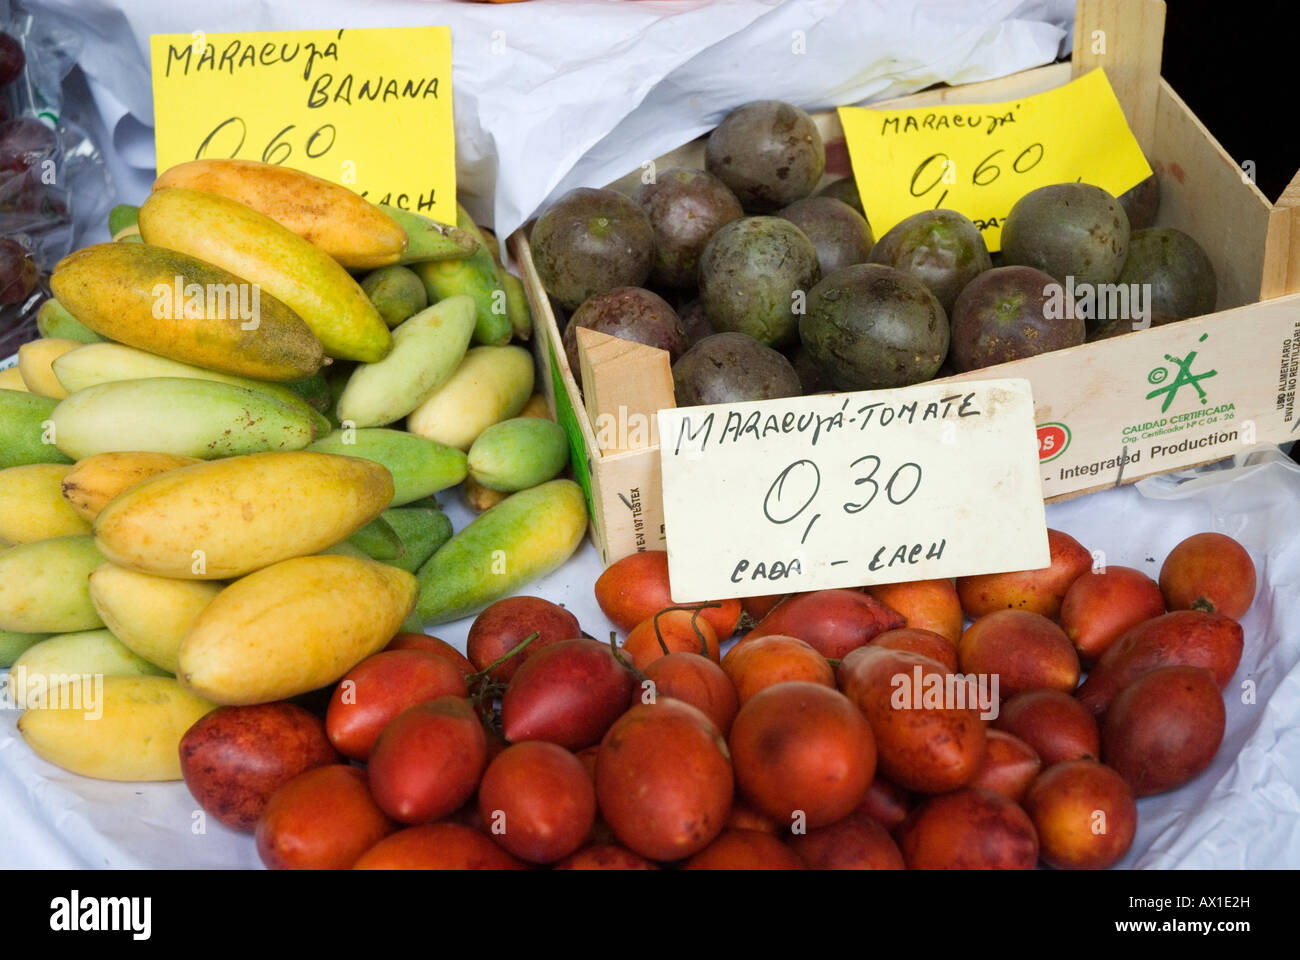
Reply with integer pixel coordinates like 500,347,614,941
1161,2,1294,201
9,868,1281,944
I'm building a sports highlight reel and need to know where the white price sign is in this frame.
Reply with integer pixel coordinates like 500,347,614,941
657,378,1050,602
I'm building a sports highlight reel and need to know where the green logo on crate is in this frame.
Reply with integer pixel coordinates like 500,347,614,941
1145,333,1217,413
1037,422,1071,463
1120,331,1238,446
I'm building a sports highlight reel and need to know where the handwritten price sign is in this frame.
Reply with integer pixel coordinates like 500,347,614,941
838,69,1151,251
657,378,1050,602
150,27,456,224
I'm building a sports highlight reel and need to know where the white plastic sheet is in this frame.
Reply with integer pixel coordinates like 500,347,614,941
27,0,1072,238
2,454,1298,868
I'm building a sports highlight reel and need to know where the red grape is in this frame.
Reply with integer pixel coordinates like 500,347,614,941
0,118,57,174
0,238,37,304
0,33,22,87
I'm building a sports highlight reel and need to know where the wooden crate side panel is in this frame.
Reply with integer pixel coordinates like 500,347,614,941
590,445,667,565
509,231,559,412
508,231,603,448
940,294,1300,499
1263,168,1300,299
1263,206,1300,301
1071,0,1166,152
1151,79,1275,308
508,228,604,549
575,327,675,455
508,229,671,565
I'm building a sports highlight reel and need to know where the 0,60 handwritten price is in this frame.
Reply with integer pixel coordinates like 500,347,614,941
195,117,337,164
911,142,1044,210
151,27,458,224
836,70,1152,250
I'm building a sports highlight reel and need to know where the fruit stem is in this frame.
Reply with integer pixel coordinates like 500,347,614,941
608,631,647,685
471,679,507,735
651,609,672,656
467,631,540,685
656,602,720,655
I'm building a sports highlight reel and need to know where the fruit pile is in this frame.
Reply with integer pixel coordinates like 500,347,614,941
1,158,590,787
0,110,1261,870
169,526,1253,870
530,99,1215,403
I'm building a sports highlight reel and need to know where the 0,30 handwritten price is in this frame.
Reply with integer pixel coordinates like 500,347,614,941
195,117,337,165
911,142,1044,209
737,455,937,584
764,455,925,544
658,377,1046,601
732,453,940,585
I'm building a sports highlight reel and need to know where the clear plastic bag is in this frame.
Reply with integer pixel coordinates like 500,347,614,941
0,0,111,358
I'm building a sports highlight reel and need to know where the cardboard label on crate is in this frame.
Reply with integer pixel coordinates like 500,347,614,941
150,27,456,224
837,68,1150,251
941,296,1300,498
656,378,1050,602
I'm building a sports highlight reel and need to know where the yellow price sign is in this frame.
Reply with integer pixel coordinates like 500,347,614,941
838,69,1151,252
150,27,456,224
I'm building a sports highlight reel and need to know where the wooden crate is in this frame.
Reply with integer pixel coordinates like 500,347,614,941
507,0,1300,566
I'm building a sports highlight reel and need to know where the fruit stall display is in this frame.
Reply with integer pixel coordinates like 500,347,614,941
0,160,1270,865
0,0,1294,872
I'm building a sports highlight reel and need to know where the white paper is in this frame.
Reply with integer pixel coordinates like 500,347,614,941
658,378,1049,600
